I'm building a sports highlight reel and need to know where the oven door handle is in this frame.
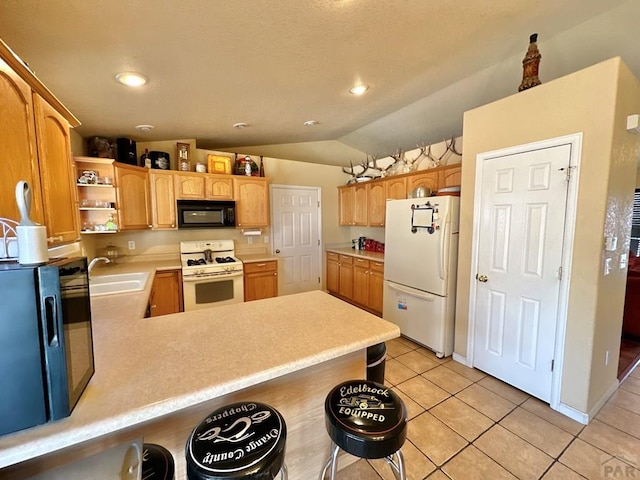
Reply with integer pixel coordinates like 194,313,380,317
182,271,244,282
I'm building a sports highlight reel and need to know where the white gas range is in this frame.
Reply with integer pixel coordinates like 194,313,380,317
180,240,244,311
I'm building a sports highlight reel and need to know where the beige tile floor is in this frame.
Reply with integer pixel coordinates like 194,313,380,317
334,337,640,480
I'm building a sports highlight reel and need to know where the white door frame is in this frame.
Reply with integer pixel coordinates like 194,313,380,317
269,184,323,293
467,133,582,413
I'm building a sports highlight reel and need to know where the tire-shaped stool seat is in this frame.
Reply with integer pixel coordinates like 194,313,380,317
320,380,408,480
186,401,288,480
142,443,175,480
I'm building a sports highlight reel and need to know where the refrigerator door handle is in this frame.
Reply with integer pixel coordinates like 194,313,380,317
439,213,450,281
387,281,435,301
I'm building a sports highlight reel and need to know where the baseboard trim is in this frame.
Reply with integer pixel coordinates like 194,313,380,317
452,353,470,366
555,379,619,425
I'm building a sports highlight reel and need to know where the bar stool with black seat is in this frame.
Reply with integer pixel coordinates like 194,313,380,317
186,401,288,480
319,379,408,480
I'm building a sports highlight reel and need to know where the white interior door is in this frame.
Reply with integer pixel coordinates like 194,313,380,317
271,185,321,296
472,142,571,402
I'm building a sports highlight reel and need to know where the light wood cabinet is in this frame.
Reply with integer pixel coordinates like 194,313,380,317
1,46,79,248
174,172,234,200
353,184,368,226
149,170,176,229
368,261,384,315
338,254,353,299
326,252,354,299
367,182,386,227
326,251,384,316
352,258,384,315
207,176,233,199
326,252,340,293
338,185,355,226
385,176,407,200
33,95,80,245
408,170,440,194
337,164,462,228
234,177,269,227
115,163,151,230
244,260,278,301
149,269,183,316
352,257,371,307
441,165,462,189
174,172,206,199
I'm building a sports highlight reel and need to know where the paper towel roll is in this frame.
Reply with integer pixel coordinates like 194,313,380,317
17,225,49,265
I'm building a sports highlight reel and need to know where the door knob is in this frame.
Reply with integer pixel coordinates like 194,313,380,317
275,249,280,253
476,274,488,283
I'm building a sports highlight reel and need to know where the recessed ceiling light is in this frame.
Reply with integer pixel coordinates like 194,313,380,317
115,72,148,87
233,122,250,129
349,84,369,95
303,120,319,126
135,124,155,132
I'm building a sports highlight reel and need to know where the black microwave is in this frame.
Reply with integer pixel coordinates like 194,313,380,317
0,257,94,435
177,200,236,229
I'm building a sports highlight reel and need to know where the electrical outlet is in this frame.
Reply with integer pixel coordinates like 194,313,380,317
605,350,610,366
264,235,269,243
247,237,253,244
128,240,135,250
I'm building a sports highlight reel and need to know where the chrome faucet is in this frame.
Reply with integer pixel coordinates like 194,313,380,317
88,256,111,273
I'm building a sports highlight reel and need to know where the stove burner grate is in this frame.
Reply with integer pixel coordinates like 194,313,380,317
215,256,236,264
187,259,207,266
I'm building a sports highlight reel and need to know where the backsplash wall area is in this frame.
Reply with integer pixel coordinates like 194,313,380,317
82,228,270,264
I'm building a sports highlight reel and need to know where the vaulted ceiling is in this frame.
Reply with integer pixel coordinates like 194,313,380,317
0,1,638,166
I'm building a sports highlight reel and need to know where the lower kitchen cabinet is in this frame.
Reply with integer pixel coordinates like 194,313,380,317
149,269,183,316
352,257,384,316
326,251,383,316
244,260,278,301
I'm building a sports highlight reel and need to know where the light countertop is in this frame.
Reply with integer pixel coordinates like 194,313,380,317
326,247,385,262
237,253,278,263
0,267,399,468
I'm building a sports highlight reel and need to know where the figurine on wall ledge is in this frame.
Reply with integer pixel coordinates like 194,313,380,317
519,33,542,92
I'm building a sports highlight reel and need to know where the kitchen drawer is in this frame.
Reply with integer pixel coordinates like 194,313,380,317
353,257,370,269
244,260,277,274
327,252,339,262
339,255,353,265
370,261,384,273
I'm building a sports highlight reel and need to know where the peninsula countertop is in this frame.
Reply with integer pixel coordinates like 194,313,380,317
0,284,399,468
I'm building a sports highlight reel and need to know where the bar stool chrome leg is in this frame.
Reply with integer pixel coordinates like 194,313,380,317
319,444,340,480
386,449,406,480
279,461,288,479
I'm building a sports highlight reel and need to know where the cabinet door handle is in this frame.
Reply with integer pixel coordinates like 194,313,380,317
274,272,277,276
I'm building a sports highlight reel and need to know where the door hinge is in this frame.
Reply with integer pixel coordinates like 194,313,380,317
551,359,555,372
318,200,320,208
318,239,320,246
558,266,562,281
318,276,321,283
559,165,575,182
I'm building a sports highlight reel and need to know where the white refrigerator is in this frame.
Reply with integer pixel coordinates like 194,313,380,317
383,196,459,357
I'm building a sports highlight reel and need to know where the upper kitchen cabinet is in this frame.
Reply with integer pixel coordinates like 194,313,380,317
234,177,269,228
174,172,206,199
149,170,176,229
338,185,355,226
407,170,439,194
353,184,368,226
385,176,407,200
33,95,80,245
1,46,80,247
174,172,234,200
367,182,385,227
440,165,461,189
206,175,233,199
115,163,151,230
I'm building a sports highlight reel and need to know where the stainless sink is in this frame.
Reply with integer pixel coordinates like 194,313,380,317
89,272,150,297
